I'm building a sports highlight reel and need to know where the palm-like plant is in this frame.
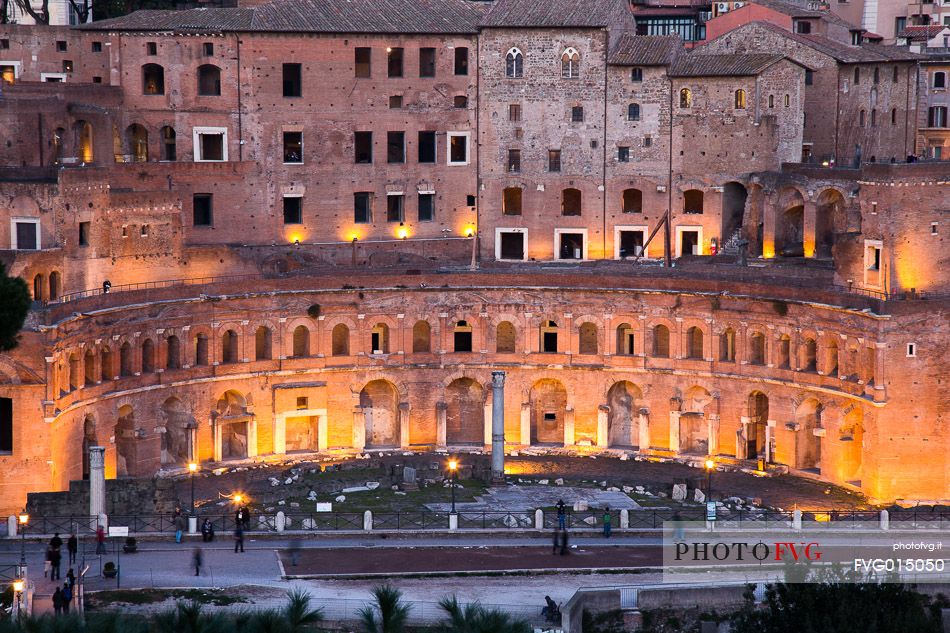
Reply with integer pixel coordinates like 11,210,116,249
282,588,323,632
358,585,410,633
150,601,229,633
437,595,532,633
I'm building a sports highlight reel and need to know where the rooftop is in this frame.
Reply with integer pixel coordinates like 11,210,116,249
669,52,786,76
480,0,631,28
608,33,683,66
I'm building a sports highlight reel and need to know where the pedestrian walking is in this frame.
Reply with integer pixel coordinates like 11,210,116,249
50,532,63,551
602,506,612,538
559,529,569,555
66,568,75,591
193,547,203,576
175,512,187,544
672,510,685,542
552,528,560,555
201,518,214,542
44,546,52,578
52,587,64,616
62,581,73,614
95,524,107,555
50,546,62,580
234,524,244,553
556,499,566,530
67,533,77,564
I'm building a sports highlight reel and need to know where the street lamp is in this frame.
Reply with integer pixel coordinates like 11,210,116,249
704,459,715,500
12,578,24,618
188,462,198,515
18,513,28,565
447,459,458,514
233,494,243,505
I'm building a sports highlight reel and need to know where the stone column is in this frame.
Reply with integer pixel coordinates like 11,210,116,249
563,406,575,447
803,200,817,258
520,402,531,445
873,342,886,401
246,417,258,458
398,402,411,449
317,414,328,451
352,408,366,451
765,420,776,463
638,409,650,450
669,412,681,453
212,415,223,462
707,414,720,455
491,371,506,483
436,402,448,449
89,446,106,521
737,417,750,459
273,413,287,455
596,405,609,448
762,190,777,258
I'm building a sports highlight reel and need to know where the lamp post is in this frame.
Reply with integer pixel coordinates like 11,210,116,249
188,462,198,515
448,459,458,514
12,578,24,619
18,513,29,566
704,459,715,500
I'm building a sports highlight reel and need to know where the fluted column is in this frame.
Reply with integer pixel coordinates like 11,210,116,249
89,446,106,520
491,371,506,483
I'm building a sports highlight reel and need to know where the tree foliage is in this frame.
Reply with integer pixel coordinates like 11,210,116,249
0,262,31,351
437,595,532,633
358,585,410,633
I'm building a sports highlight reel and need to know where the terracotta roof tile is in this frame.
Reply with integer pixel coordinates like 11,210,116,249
480,0,630,28
898,25,947,40
669,52,786,76
608,33,682,66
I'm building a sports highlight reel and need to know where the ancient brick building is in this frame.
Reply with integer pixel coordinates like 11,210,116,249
0,0,947,514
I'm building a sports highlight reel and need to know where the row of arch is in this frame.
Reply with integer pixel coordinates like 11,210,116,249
114,123,177,162
504,47,580,79
142,63,221,97
501,187,704,216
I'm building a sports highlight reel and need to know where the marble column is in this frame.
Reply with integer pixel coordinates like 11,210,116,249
352,408,366,451
669,411,682,453
89,446,106,521
638,409,650,450
398,402,411,449
491,371,506,482
596,405,609,448
520,402,531,445
436,402,447,449
706,414,720,456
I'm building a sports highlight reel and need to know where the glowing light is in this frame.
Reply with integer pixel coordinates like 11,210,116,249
397,225,409,240
448,459,458,471
188,462,198,473
463,225,475,238
18,513,28,525
12,579,24,593
233,494,243,504
821,160,830,167
704,459,715,471
350,233,360,242
386,47,392,53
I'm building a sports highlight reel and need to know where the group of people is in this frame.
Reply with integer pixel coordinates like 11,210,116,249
554,499,614,539
171,504,250,552
46,533,78,616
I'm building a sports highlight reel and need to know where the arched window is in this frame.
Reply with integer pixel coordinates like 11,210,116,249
540,320,558,353
292,325,309,357
679,88,691,108
686,326,703,359
48,271,61,300
255,326,271,360
68,354,80,391
616,323,635,355
505,48,523,79
142,63,165,95
197,64,221,96
503,187,522,216
32,274,44,301
734,89,746,109
873,66,879,84
126,124,148,162
853,67,860,84
412,320,431,353
627,103,640,121
371,323,390,354
100,346,112,381
222,330,238,363
934,71,947,89
859,109,866,127
561,47,579,79
561,188,581,216
720,328,736,362
195,333,209,366
803,338,817,372
141,339,155,373
160,126,176,161
119,342,133,376
749,332,766,365
653,325,670,357
496,321,516,353
683,189,703,214
84,349,95,386
74,120,94,163
332,324,349,356
454,320,473,352
778,334,791,369
622,188,642,213
826,338,839,376
166,335,180,369
578,322,598,355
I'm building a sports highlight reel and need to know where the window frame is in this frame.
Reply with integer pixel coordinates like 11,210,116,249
192,193,213,227
282,130,303,164
282,194,303,225
447,131,471,166
495,228,528,261
192,126,228,162
10,217,40,250
354,191,373,224
505,47,523,79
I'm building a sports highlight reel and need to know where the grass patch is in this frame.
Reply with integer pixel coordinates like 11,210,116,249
86,588,248,610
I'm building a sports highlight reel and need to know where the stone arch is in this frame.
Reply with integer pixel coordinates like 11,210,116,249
607,381,641,448
616,322,635,355
680,386,712,454
412,320,431,353
578,322,598,355
100,346,112,381
360,379,399,448
794,398,822,472
683,189,704,214
748,331,766,365
32,273,45,301
445,377,484,445
686,326,703,359
83,348,95,386
815,188,845,259
825,336,839,376
371,322,390,354
777,187,805,257
722,181,747,241
160,397,193,466
142,63,164,95
331,323,350,356
530,378,567,445
802,337,817,372
653,324,670,357
221,329,239,363
68,352,80,391
292,325,310,357
141,338,155,373
777,333,791,369
115,404,137,477
48,271,61,301
720,327,737,362
194,332,210,366
197,63,221,96
166,335,181,369
215,390,250,460
496,320,516,353
119,341,133,376
254,326,272,360
125,123,148,162
73,120,94,163
745,391,768,460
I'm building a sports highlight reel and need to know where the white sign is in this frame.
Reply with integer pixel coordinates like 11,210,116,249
315,502,332,512
108,526,129,537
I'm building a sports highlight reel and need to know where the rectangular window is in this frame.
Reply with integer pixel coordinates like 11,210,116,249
79,221,90,246
203,42,214,56
388,47,404,77
795,20,811,34
454,47,469,75
928,106,948,127
387,194,404,222
0,39,8,50
497,230,526,260
419,47,436,77
194,128,226,161
548,149,561,172
618,146,630,162
0,397,11,454
62,60,73,73
507,149,521,173
805,69,813,85
387,131,405,163
283,131,303,163
355,131,373,163
193,194,213,226
418,193,435,222
354,192,373,223
12,219,39,250
508,103,522,122
296,396,308,409
389,95,403,108
282,63,302,97
283,196,302,224
571,106,584,122
644,136,652,147
418,131,436,163
91,41,102,52
863,240,883,288
447,132,469,165
631,67,643,82
93,76,102,83
56,40,67,52
355,47,372,77
146,42,157,55
1,65,16,85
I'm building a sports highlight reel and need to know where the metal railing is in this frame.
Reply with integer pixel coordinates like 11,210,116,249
56,273,261,303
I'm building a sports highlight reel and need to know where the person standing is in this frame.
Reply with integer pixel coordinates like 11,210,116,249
556,499,566,530
193,547,203,576
95,524,107,555
67,533,78,565
602,506,612,538
66,567,75,592
175,512,187,544
50,532,63,551
62,581,73,614
241,505,251,530
52,586,64,616
234,524,244,553
44,546,53,578
201,518,214,542
50,544,62,580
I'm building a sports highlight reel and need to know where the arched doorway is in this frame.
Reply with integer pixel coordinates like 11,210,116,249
746,392,768,460
721,182,747,243
795,399,822,472
445,378,484,445
160,397,193,466
607,381,641,448
815,189,844,259
360,380,398,448
115,405,136,477
530,379,567,445
214,390,250,460
777,188,804,257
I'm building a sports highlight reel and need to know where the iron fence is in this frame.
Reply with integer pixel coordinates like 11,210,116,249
458,511,534,529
